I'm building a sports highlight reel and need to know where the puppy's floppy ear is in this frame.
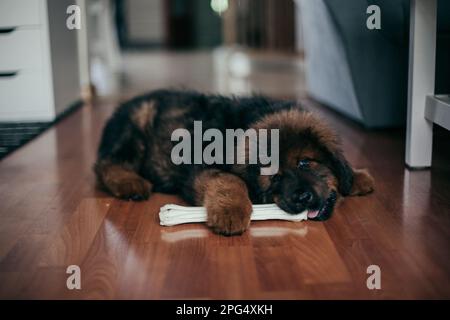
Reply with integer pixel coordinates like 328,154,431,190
326,150,354,196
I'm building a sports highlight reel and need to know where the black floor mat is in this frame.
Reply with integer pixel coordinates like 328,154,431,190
0,122,51,159
0,100,83,160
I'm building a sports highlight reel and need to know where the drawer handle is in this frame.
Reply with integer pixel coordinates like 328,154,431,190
0,27,16,34
0,71,19,78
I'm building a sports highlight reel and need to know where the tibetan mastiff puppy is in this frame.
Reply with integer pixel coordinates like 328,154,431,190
95,89,374,235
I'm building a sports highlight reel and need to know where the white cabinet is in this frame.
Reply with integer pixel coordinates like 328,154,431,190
0,0,41,28
0,0,80,122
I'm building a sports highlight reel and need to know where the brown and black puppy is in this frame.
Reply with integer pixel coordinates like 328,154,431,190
95,89,374,236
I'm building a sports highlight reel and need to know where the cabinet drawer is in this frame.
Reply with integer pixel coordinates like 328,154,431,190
0,29,45,71
0,0,41,28
0,72,52,121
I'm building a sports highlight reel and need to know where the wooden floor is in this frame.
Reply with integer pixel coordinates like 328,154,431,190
0,51,449,299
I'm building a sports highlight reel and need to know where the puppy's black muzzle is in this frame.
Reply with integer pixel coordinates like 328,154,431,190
309,190,337,221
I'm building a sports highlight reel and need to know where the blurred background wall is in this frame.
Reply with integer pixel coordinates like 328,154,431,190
115,0,297,51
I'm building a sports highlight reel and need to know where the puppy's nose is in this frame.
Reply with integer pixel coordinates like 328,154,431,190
296,191,313,205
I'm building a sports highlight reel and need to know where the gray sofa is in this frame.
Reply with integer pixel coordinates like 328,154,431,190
298,0,449,128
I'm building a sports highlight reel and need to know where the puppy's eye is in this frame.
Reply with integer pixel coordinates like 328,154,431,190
297,159,310,169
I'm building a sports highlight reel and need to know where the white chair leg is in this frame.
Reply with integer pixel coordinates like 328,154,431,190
405,0,437,168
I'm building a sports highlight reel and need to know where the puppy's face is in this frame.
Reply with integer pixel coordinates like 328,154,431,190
253,110,354,221
265,155,339,220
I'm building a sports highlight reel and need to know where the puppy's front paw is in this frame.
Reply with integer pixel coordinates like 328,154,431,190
198,171,253,236
205,200,252,236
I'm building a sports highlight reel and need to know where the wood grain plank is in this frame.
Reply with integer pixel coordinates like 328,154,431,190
38,198,111,267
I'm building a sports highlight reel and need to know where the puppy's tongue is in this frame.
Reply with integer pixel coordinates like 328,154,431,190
307,210,319,219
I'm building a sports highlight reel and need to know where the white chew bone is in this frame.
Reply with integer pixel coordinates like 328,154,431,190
159,203,308,226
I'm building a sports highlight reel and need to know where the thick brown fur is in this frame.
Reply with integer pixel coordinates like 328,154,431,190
95,90,374,235
194,170,252,235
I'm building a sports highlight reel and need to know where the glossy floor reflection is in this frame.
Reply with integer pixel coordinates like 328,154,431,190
0,51,449,299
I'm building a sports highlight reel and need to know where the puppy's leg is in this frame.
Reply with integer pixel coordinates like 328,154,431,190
349,169,374,196
189,169,252,236
95,161,152,200
95,101,156,200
